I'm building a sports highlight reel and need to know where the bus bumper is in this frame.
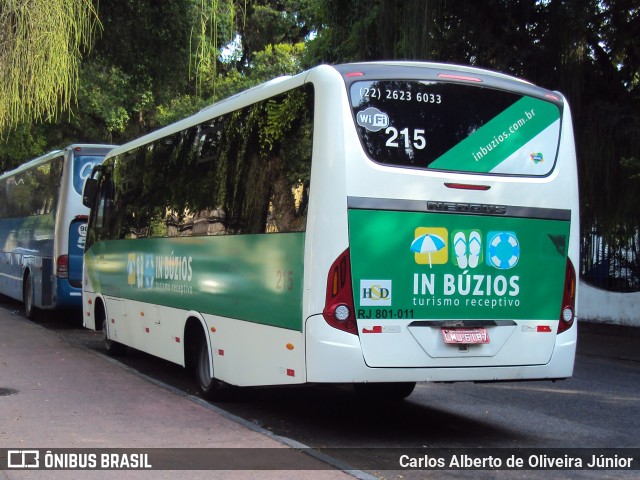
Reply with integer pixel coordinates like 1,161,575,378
54,278,84,309
305,315,577,383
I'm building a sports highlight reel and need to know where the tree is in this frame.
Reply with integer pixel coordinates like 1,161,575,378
306,0,640,289
0,0,98,132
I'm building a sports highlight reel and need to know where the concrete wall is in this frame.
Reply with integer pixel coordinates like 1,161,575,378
578,281,640,327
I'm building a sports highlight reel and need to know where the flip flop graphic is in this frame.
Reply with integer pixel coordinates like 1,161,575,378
468,231,482,268
453,232,467,269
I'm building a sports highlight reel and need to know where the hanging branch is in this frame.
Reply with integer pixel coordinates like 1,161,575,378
0,0,99,132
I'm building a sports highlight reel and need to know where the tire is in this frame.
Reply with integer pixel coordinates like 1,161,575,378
99,307,127,355
196,339,233,401
23,273,37,320
353,382,416,401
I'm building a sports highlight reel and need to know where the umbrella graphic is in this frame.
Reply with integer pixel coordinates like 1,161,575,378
411,233,446,268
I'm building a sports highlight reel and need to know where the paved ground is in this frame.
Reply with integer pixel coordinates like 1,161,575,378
1,302,637,480
0,309,360,480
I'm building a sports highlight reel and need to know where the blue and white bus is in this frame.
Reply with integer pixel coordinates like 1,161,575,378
0,144,115,318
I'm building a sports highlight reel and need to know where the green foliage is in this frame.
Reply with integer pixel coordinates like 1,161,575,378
156,42,305,127
0,0,99,131
2,0,638,285
191,0,238,95
307,0,640,285
0,124,48,173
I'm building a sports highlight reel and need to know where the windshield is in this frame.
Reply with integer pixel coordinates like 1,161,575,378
349,80,562,176
73,155,105,195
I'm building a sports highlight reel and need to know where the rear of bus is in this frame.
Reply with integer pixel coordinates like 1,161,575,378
306,63,578,386
53,144,115,309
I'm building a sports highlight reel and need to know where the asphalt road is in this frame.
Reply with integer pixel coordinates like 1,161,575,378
2,298,639,479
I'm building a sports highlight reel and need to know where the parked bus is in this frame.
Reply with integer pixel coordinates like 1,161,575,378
0,144,115,318
82,62,578,400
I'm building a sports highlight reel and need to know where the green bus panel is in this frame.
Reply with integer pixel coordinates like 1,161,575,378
86,233,305,331
348,209,570,321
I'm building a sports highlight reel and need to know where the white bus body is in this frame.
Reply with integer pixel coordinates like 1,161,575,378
83,63,578,399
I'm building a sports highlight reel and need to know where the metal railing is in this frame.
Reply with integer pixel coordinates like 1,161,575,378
580,227,640,292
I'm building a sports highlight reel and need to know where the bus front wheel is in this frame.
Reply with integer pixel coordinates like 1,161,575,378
98,307,126,356
196,340,233,401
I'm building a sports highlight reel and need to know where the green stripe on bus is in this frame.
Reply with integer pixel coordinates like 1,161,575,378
86,233,305,331
428,97,560,173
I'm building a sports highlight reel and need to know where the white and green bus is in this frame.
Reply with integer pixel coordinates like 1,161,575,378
0,145,115,318
82,62,579,400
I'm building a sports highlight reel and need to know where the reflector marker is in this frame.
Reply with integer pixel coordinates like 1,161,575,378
362,326,383,334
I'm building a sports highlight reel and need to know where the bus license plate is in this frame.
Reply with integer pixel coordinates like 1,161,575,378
441,328,490,344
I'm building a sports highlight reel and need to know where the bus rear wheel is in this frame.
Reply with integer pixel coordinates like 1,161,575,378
196,340,233,401
353,382,416,401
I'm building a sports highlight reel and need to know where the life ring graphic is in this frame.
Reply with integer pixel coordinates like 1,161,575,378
488,232,520,270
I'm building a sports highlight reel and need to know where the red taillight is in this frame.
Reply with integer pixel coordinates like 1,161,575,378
56,255,69,279
444,183,491,191
558,258,576,333
322,249,357,335
437,73,483,83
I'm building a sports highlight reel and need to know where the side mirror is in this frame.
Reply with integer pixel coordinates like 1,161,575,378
82,177,98,208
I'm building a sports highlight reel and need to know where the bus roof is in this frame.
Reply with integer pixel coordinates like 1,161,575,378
338,61,535,85
0,144,116,179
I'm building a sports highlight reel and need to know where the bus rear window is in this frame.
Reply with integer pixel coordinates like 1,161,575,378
349,80,562,176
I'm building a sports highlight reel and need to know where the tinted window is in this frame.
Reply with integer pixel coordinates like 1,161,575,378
350,80,561,176
73,155,105,195
0,157,63,219
96,84,314,241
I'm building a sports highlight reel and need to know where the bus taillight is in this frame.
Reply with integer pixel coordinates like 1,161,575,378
322,249,357,335
558,258,576,334
56,255,69,279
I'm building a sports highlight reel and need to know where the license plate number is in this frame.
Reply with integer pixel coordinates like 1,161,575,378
441,328,490,344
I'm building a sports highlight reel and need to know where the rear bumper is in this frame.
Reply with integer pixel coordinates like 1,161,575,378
305,315,576,383
54,278,83,309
